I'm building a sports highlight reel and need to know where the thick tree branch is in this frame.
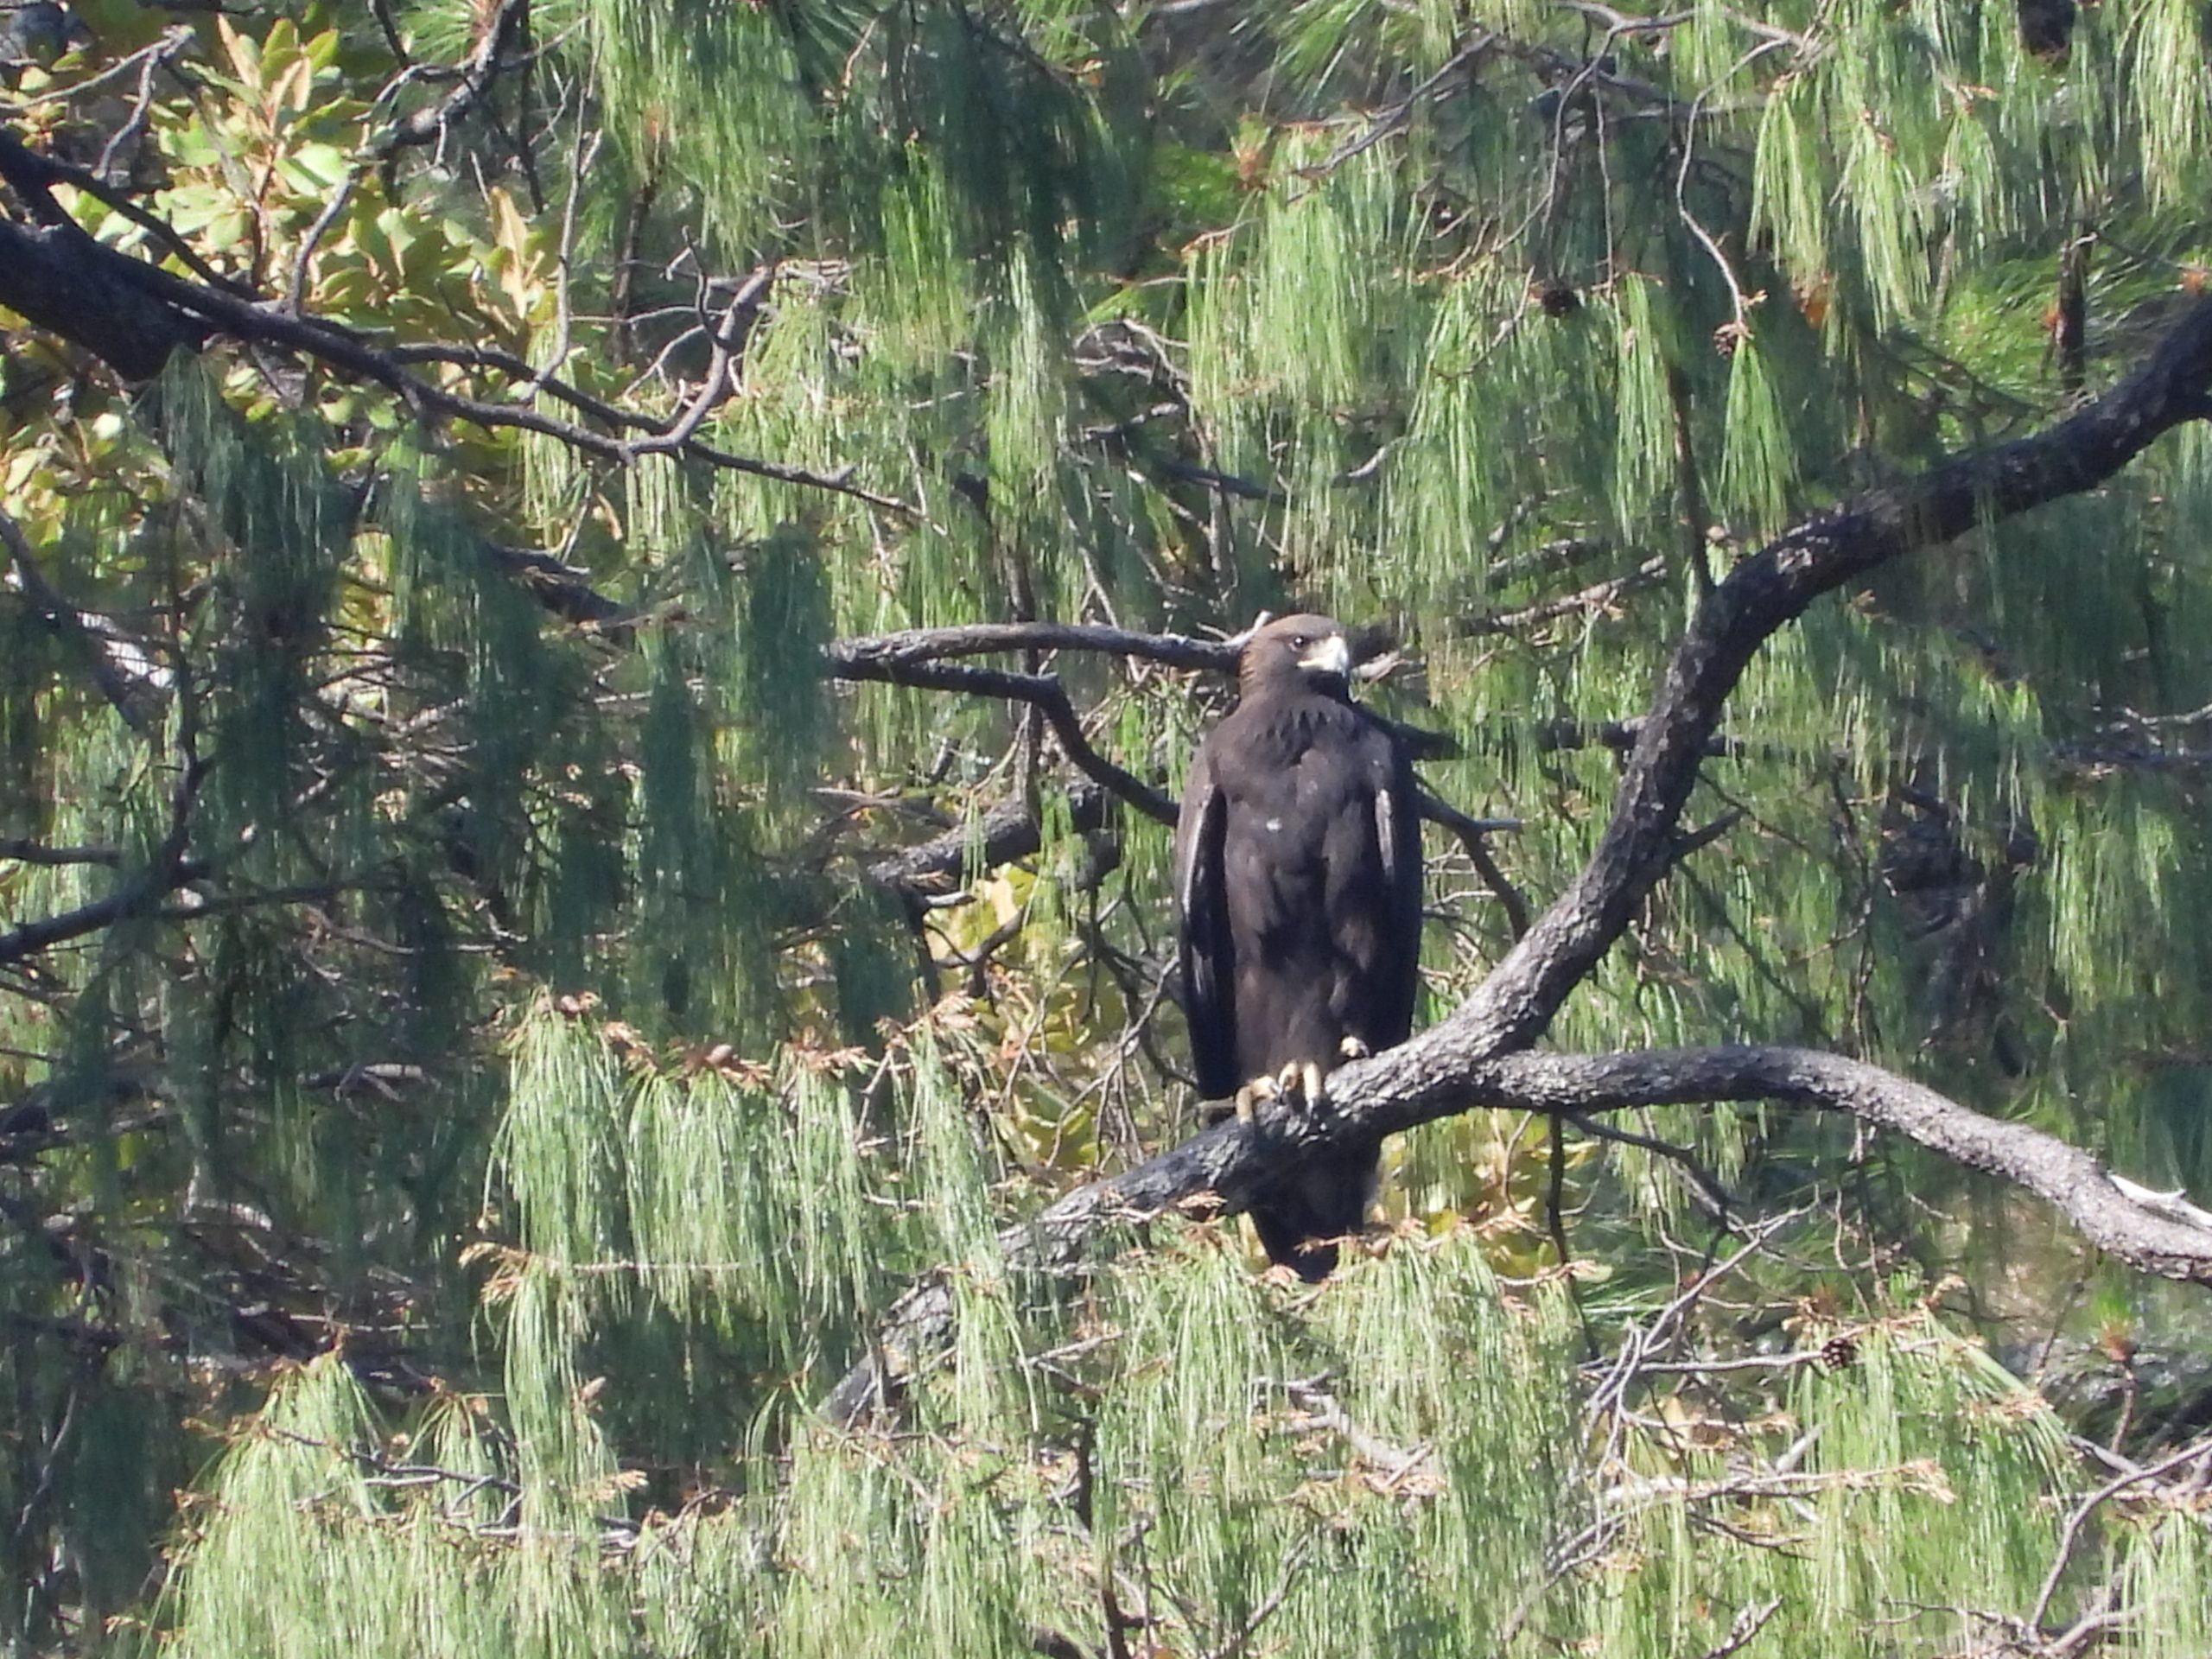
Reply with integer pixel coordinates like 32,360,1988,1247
827,1041,2212,1420
0,840,125,868
0,215,208,381
1428,295,2212,1068
0,105,244,294
0,864,204,966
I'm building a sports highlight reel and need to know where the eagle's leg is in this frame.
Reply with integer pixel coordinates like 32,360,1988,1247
1234,1072,1281,1123
1338,1035,1370,1060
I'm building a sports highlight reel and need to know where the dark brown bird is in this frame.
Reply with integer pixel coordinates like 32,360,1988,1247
1173,613,1423,1278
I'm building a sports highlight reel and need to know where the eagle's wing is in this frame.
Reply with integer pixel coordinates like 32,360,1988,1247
1367,724,1425,1046
1173,741,1238,1100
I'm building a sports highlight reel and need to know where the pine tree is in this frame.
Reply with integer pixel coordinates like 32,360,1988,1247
3,1,2212,1653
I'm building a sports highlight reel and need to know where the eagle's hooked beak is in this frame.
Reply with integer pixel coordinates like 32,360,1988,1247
1299,633,1352,678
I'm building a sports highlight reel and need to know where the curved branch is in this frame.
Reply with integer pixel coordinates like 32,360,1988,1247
0,744,207,969
825,621,1489,835
837,657,1179,825
826,1041,2212,1420
826,626,1205,829
1419,786,1530,937
826,620,1242,677
1428,295,2212,1066
0,103,245,296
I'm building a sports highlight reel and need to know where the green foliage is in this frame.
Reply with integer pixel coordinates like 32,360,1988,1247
6,0,2212,1652
154,1198,2196,1659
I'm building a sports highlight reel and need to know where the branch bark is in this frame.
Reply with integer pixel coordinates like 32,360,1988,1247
827,1041,2212,1421
1427,295,2212,1068
864,783,1110,894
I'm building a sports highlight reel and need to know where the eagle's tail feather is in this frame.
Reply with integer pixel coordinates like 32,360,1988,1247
1247,1146,1377,1281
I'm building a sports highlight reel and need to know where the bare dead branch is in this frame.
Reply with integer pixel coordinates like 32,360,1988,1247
825,621,1481,834
1464,554,1669,634
827,621,1242,677
1564,1109,1737,1216
368,0,531,159
616,265,775,461
1421,787,1532,938
865,783,1110,893
2025,1438,2212,1636
0,214,207,380
841,657,1178,825
5,23,193,117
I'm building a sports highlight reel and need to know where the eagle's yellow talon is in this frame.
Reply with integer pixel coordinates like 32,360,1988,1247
1235,1074,1280,1122
1300,1060,1327,1108
1338,1035,1370,1061
1267,1060,1331,1110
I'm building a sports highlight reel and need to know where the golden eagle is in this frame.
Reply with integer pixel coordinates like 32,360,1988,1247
1173,613,1423,1279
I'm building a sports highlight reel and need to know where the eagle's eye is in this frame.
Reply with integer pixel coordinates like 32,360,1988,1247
1289,633,1309,650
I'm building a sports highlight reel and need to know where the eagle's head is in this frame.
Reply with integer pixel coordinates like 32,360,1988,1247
1241,613,1353,695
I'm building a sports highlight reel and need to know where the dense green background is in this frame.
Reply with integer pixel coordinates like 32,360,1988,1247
4,0,2212,1652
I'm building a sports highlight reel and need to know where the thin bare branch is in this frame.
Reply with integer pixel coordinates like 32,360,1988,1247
368,0,531,158
2025,1439,2212,1635
0,132,915,515
827,621,1242,678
